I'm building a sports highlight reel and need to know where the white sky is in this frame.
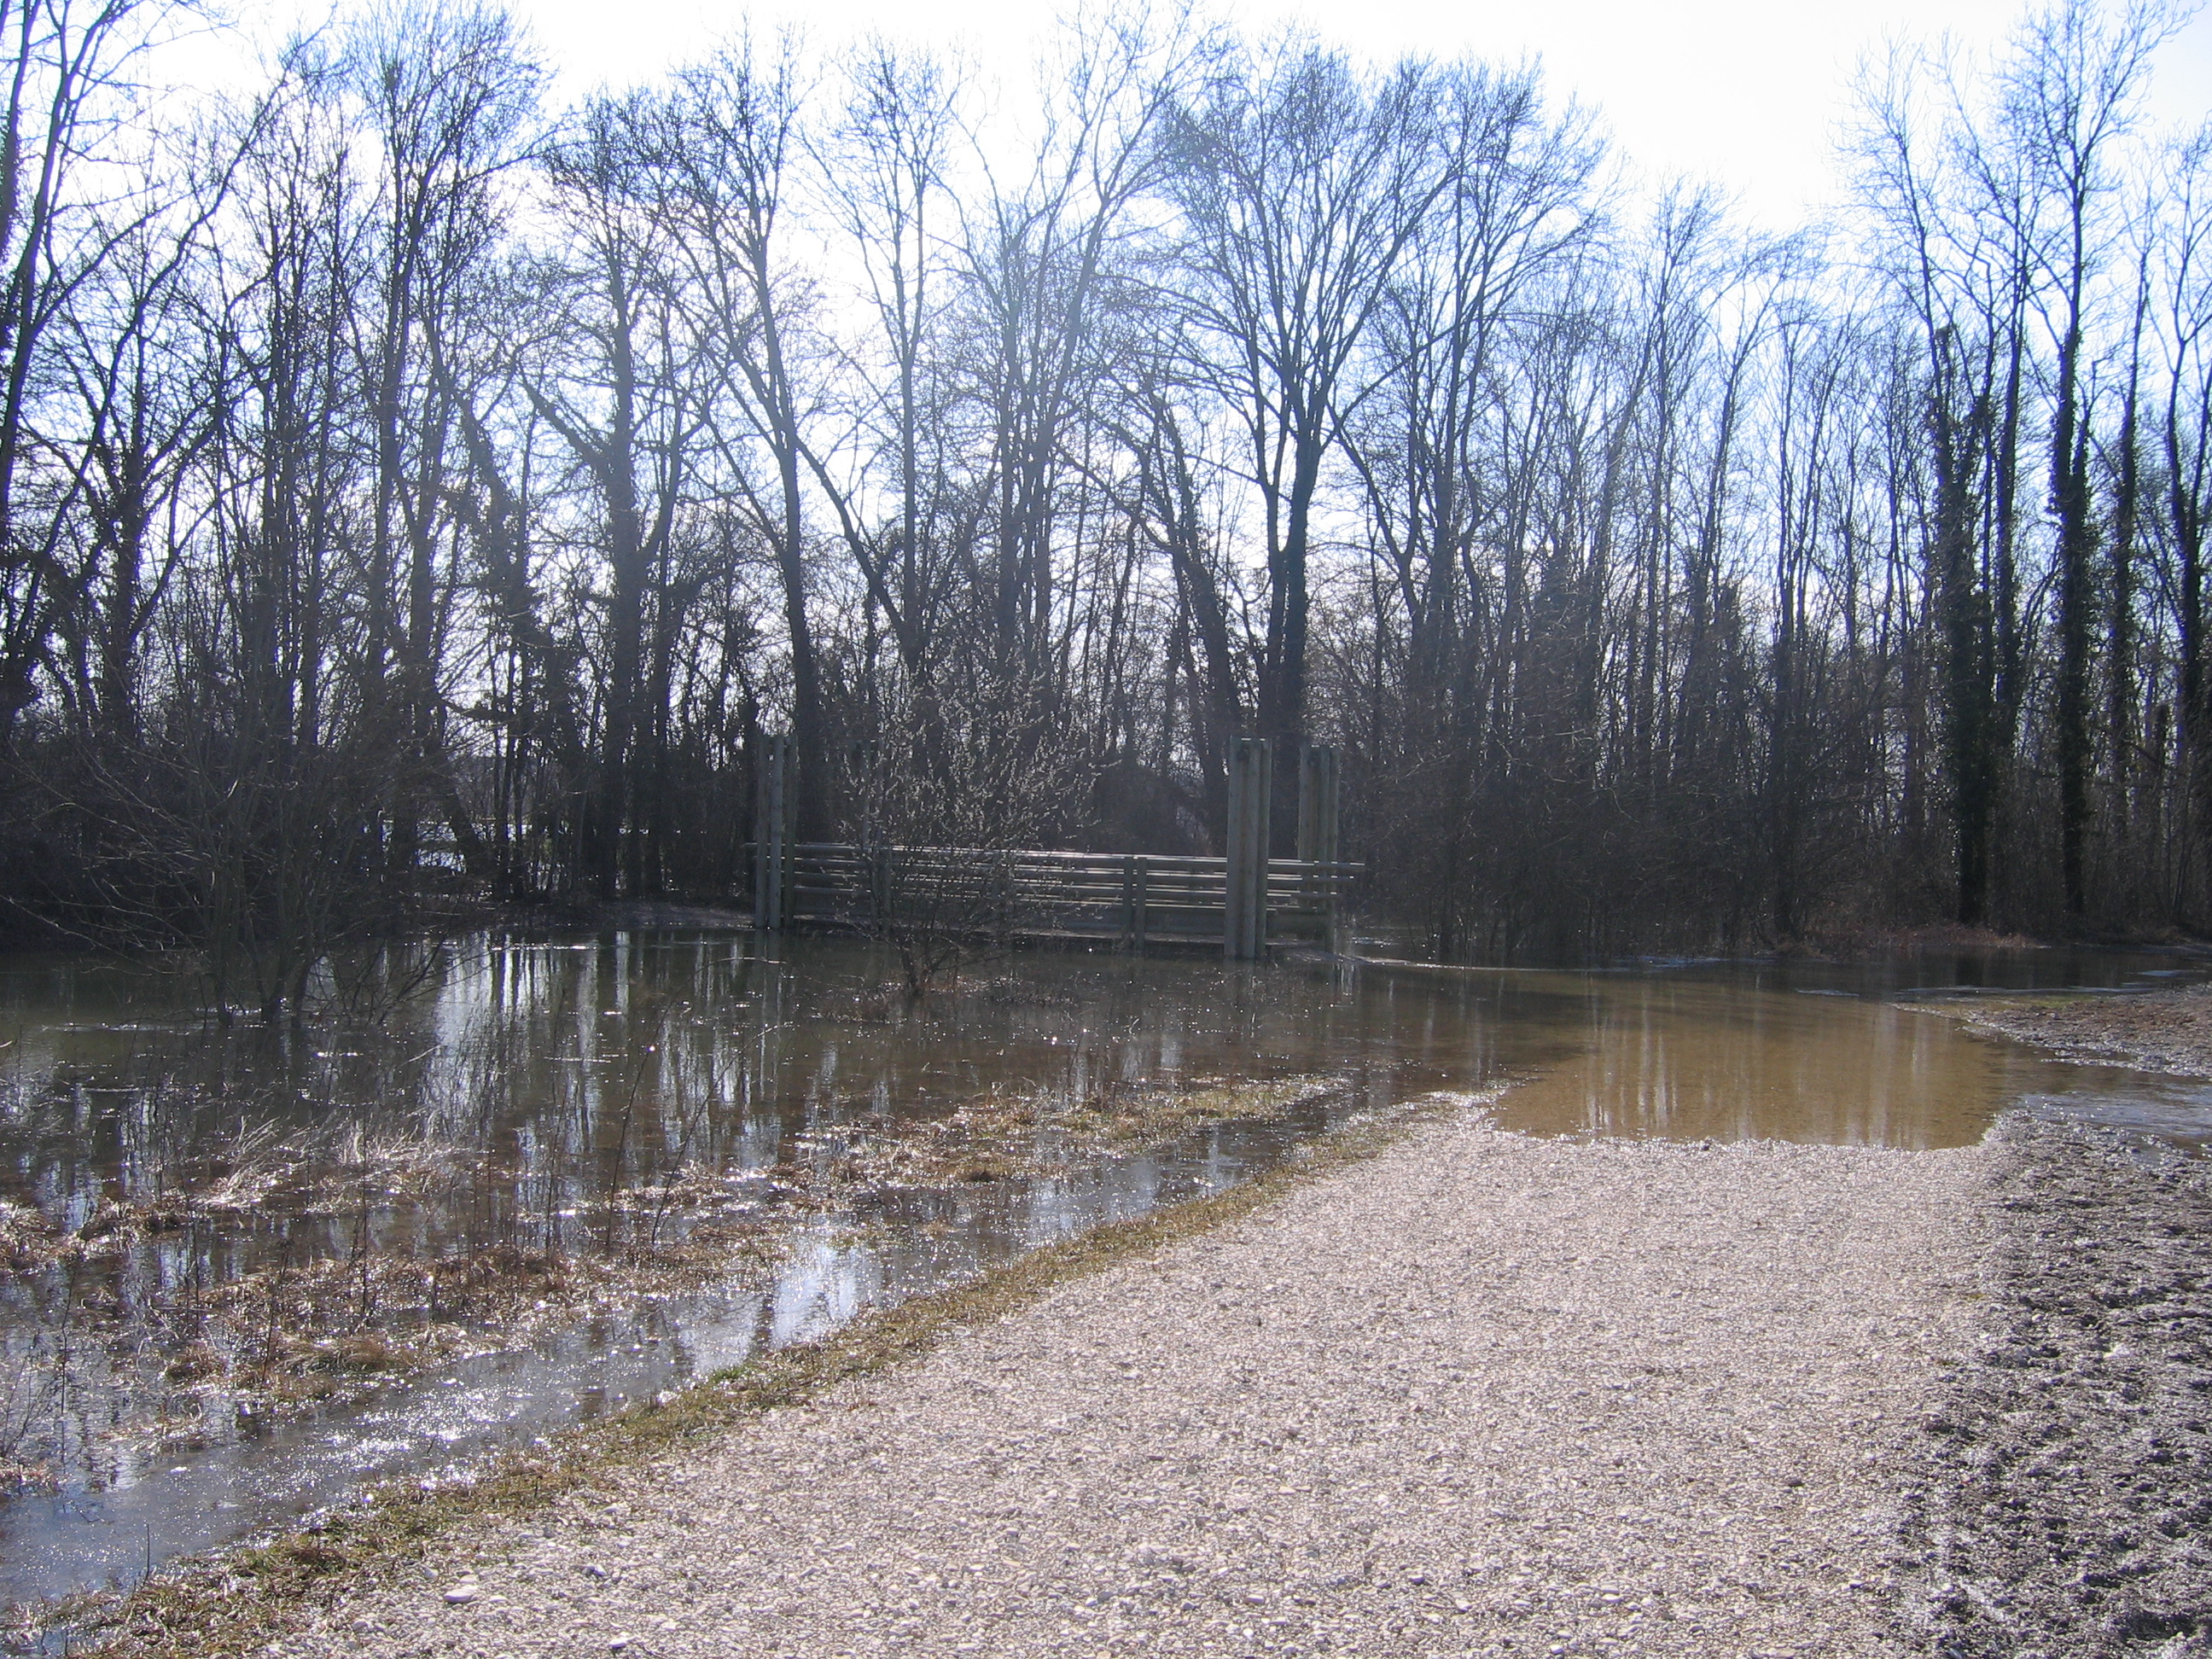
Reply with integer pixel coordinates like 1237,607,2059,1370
188,0,2212,228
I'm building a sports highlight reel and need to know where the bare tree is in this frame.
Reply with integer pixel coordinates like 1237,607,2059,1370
1993,0,2179,914
347,0,538,879
655,40,834,840
0,0,175,751
1,0,2206,964
1165,44,1445,847
523,93,712,896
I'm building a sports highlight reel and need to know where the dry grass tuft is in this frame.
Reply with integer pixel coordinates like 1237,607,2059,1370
771,1072,1351,1196
0,1199,65,1271
161,1230,789,1412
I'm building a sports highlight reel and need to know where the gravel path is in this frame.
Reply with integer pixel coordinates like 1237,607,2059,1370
285,1112,1990,1659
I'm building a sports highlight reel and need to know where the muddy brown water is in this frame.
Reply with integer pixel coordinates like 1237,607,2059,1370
0,932,2206,1614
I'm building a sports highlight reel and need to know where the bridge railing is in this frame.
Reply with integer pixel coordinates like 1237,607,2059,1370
748,734,1348,957
760,843,1359,952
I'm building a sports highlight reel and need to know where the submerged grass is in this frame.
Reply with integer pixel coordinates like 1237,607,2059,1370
778,1071,1353,1191
69,1091,1481,1659
0,1067,1360,1535
170,1227,783,1415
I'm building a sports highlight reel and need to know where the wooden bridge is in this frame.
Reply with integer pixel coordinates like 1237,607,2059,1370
751,737,1355,958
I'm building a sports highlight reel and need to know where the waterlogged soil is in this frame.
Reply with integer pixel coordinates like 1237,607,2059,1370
0,934,2206,1616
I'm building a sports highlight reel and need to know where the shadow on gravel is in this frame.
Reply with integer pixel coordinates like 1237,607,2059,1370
1896,1116,2212,1657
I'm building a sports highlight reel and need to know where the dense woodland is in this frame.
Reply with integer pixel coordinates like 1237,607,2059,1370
0,0,2208,1000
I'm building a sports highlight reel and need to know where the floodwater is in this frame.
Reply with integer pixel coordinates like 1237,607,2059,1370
0,931,2206,1613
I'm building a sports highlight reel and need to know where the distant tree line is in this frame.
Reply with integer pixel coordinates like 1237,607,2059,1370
0,0,2207,996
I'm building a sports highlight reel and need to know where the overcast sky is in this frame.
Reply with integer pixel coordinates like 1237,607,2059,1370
190,0,2212,228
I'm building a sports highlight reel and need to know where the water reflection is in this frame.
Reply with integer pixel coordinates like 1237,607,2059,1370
0,933,2204,1609
1478,972,2070,1145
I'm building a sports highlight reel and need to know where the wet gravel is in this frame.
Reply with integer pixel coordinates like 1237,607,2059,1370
281,1109,1990,1659
1894,1116,2212,1658
1953,982,2212,1080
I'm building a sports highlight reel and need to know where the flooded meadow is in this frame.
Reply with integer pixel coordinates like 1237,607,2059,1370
0,929,2206,1620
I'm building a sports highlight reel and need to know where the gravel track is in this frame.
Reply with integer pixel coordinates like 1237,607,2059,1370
283,1111,1990,1659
